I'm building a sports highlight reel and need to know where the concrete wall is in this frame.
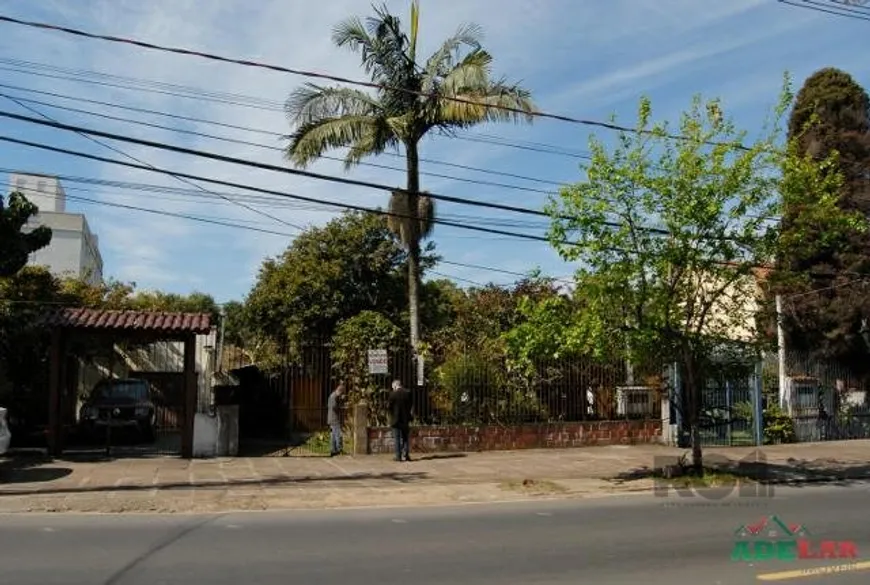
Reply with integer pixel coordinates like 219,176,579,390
193,406,239,457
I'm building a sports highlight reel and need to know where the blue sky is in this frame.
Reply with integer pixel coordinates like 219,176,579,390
0,0,867,303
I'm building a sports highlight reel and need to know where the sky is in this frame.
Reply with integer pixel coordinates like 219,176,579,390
0,0,867,303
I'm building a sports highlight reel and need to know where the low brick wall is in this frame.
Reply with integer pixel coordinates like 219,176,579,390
366,420,661,454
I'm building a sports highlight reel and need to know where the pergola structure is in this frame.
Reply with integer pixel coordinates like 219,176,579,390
43,308,212,458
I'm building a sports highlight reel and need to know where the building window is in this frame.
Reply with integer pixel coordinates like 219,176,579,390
15,178,26,192
37,180,46,192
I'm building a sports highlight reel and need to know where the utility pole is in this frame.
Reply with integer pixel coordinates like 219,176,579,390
775,294,789,414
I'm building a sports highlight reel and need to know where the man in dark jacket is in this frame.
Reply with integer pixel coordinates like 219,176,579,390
327,383,345,456
388,379,412,461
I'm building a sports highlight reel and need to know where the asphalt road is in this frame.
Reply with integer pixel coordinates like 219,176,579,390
1,484,869,584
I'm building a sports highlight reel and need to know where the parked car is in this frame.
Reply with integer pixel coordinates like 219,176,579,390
79,379,157,443
0,407,11,455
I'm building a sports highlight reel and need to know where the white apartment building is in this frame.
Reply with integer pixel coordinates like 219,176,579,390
10,173,103,285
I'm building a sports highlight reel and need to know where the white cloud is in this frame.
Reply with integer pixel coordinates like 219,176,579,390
0,0,860,302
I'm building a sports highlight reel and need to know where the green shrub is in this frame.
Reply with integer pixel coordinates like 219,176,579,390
763,404,796,444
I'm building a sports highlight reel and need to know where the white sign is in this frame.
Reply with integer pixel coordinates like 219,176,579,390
367,349,388,374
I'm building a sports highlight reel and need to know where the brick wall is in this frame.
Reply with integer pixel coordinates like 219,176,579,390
366,420,661,454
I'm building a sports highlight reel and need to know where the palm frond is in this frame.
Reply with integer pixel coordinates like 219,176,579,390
435,49,492,97
409,0,420,63
285,84,381,127
422,23,484,90
332,16,374,53
285,115,393,169
345,117,401,166
439,81,536,126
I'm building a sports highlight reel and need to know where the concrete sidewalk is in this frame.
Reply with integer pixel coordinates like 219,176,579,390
1,441,868,513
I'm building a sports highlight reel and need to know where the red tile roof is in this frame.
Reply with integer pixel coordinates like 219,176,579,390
44,308,212,334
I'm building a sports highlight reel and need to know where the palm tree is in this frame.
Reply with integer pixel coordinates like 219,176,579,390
284,1,536,350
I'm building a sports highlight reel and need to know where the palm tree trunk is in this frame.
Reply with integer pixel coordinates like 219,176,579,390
405,140,422,351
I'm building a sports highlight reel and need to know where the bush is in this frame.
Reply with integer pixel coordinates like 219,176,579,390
763,404,796,444
432,351,547,424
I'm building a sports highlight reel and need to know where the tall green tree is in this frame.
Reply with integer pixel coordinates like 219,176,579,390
778,68,870,370
0,191,52,277
244,211,431,345
284,1,535,350
545,81,853,470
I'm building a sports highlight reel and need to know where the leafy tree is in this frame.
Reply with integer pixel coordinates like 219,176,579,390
129,290,219,322
221,300,249,348
432,277,559,358
59,277,135,309
284,0,535,350
0,267,64,430
245,211,426,346
0,191,52,277
544,80,853,471
778,68,870,370
330,310,403,425
503,294,598,367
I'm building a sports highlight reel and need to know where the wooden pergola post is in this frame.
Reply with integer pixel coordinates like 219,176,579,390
181,333,197,459
47,329,65,457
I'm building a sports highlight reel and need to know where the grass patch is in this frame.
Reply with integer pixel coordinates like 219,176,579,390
499,478,568,495
661,470,756,489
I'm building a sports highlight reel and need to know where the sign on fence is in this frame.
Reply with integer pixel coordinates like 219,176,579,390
367,349,388,374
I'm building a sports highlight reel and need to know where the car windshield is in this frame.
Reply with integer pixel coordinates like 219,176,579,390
91,381,148,401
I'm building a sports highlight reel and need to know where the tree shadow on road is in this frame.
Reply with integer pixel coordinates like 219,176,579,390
0,468,429,497
607,450,870,490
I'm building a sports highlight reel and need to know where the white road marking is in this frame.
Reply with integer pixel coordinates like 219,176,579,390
391,519,407,524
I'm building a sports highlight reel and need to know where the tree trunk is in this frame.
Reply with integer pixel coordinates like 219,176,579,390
405,141,422,351
682,350,704,473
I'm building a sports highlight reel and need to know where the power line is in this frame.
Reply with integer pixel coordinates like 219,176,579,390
9,185,567,284
0,80,572,182
0,61,590,161
777,0,870,21
0,133,560,243
0,14,751,151
0,109,679,234
0,110,773,240
1,95,307,233
0,91,557,196
7,176,551,233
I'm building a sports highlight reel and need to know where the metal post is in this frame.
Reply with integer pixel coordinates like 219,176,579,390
725,380,732,446
775,294,789,413
752,360,764,446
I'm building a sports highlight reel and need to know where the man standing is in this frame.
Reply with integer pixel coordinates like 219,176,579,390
327,383,345,457
388,379,412,462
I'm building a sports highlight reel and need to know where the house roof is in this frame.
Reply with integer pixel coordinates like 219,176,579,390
43,307,212,335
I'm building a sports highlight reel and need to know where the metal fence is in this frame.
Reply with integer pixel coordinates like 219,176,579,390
221,341,664,455
762,351,870,443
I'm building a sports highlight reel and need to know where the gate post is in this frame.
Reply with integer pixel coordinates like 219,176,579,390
752,360,764,447
181,333,197,459
352,401,369,456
